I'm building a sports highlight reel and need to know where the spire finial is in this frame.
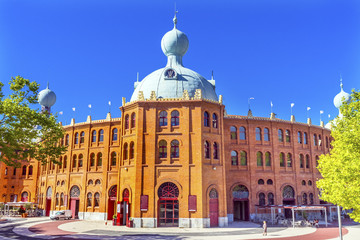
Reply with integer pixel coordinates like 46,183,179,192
340,75,343,89
47,82,49,89
137,72,139,82
211,70,214,80
173,4,178,28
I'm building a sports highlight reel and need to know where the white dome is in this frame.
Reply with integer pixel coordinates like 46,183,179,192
130,15,217,102
38,84,56,107
130,66,217,102
325,122,332,129
333,82,350,109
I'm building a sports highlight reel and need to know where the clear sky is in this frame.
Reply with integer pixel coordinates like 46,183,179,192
1,0,359,125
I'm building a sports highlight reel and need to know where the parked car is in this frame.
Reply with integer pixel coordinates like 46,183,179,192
50,210,72,220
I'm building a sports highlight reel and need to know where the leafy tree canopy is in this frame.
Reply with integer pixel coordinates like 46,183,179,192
0,76,66,167
317,90,360,222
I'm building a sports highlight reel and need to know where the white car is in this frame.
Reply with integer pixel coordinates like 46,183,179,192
50,210,72,220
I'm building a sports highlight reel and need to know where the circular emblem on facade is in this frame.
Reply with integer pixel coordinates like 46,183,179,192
164,68,177,79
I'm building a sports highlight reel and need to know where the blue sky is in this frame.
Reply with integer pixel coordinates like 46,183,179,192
1,0,359,125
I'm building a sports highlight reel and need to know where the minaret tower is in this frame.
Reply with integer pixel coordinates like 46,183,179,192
38,83,57,115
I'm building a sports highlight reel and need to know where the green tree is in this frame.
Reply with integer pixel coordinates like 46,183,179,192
317,90,360,222
0,76,66,167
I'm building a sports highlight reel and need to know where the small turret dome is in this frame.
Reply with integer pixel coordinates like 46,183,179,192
333,81,350,109
38,83,56,107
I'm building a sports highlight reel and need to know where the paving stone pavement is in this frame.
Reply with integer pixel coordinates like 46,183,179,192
0,217,359,240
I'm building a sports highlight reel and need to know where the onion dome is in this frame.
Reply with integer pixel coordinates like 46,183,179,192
333,80,350,109
130,14,218,102
38,83,56,107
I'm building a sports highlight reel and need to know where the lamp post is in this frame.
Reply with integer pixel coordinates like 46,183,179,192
337,205,343,240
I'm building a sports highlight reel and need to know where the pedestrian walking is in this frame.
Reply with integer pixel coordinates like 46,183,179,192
263,220,267,236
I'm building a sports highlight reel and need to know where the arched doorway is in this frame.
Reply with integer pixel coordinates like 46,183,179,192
21,191,28,202
45,187,52,216
158,182,179,227
120,189,130,226
70,186,80,219
107,185,117,220
209,188,219,227
232,185,249,221
282,185,295,218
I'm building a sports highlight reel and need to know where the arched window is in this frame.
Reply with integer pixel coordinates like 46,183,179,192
204,111,210,127
89,153,95,167
171,140,179,158
318,135,322,146
302,193,308,205
65,134,69,145
265,152,271,166
259,193,266,206
209,188,218,199
287,153,292,167
308,180,312,186
313,134,317,146
56,193,59,206
309,193,314,205
267,179,273,185
256,128,262,141
123,143,128,160
278,129,284,142
28,165,33,176
212,113,218,128
306,154,310,168
74,132,79,144
298,131,302,144
264,128,270,141
279,152,285,167
94,192,100,207
302,180,306,186
72,155,77,168
159,111,168,126
98,129,104,142
91,130,97,143
204,141,210,159
282,185,295,199
22,165,27,176
171,110,180,126
268,193,274,205
316,155,319,167
299,154,304,168
232,185,249,199
95,179,101,185
239,127,246,140
78,154,83,167
21,191,28,202
129,142,134,159
304,132,308,144
112,128,118,141
63,156,67,169
5,167,8,175
111,152,117,166
285,130,291,142
87,192,92,207
80,131,85,143
125,115,129,129
60,193,64,206
231,151,238,166
158,182,179,199
258,179,264,185
230,126,237,139
88,179,93,185
159,140,167,158
213,142,218,159
326,136,329,148
257,151,263,166
131,113,136,128
97,153,102,167
240,151,247,166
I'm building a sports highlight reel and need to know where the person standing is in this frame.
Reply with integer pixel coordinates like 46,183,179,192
263,221,268,236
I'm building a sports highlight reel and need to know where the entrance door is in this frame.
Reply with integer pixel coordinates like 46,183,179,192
158,199,179,227
45,198,51,216
107,199,115,220
283,200,295,218
233,200,249,221
209,198,219,227
70,198,79,219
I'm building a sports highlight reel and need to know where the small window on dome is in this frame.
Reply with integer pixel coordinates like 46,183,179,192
164,68,177,79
